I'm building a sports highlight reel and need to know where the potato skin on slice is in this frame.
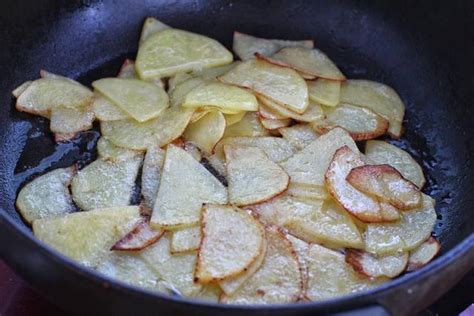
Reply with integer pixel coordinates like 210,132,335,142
406,236,441,272
346,249,408,278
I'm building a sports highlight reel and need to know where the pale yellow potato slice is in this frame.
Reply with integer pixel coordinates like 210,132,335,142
224,111,246,126
258,102,288,120
223,112,270,138
150,145,227,229
347,164,421,210
139,17,170,45
169,77,206,107
168,73,195,93
183,111,226,154
258,47,345,81
365,194,437,255
225,145,290,206
279,124,318,150
203,153,228,178
286,183,329,201
136,29,233,79
71,156,142,211
12,81,32,98
346,249,408,278
220,225,302,304
111,219,164,251
33,206,141,267
191,61,241,80
308,78,341,107
91,94,128,121
190,110,210,124
97,137,143,162
192,285,222,302
16,166,76,224
153,106,195,147
50,106,94,135
365,140,426,189
260,117,292,130
286,235,310,293
100,117,158,150
141,145,165,210
312,104,389,140
195,204,265,283
406,236,441,272
170,225,202,254
305,244,383,301
340,80,405,138
92,78,169,122
280,127,358,187
232,31,314,61
219,59,309,114
258,95,324,122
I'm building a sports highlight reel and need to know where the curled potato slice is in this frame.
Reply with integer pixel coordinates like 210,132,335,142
97,137,142,162
141,145,165,210
50,106,94,135
308,78,341,107
279,124,318,150
195,204,265,283
136,29,233,79
223,112,270,138
139,17,170,45
258,95,324,123
111,219,164,251
170,225,202,254
183,111,226,154
16,166,76,224
224,111,246,126
260,117,292,130
346,249,408,278
406,236,441,272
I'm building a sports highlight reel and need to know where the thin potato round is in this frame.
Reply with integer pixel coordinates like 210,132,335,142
308,78,341,107
406,236,441,272
279,124,318,150
258,95,323,122
195,204,265,283
223,112,270,137
111,219,164,251
183,111,226,154
346,249,408,278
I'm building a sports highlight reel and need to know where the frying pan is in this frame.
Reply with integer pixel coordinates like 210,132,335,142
0,0,473,315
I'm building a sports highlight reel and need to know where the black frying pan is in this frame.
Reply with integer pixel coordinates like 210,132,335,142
0,1,473,315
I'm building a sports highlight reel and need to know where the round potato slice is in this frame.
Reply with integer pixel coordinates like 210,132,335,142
406,236,441,272
183,111,226,154
194,204,265,283
136,29,233,79
346,249,408,278
308,78,341,107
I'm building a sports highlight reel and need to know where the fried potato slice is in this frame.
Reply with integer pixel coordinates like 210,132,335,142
92,78,169,122
365,140,426,189
340,80,405,138
12,81,32,98
97,137,143,162
280,127,358,187
346,249,408,278
139,17,170,45
183,111,226,154
365,194,437,255
279,124,318,150
169,77,206,107
191,61,241,80
219,59,309,114
287,235,310,293
153,106,195,146
223,112,270,137
305,244,384,301
308,78,341,107
312,104,389,140
16,166,76,224
111,219,164,251
117,59,137,79
100,117,158,150
150,145,227,229
260,117,292,130
71,156,142,211
406,236,441,272
286,183,329,201
258,102,288,120
347,164,421,210
224,111,246,126
136,29,233,79
258,47,345,81
258,95,324,123
170,225,202,254
225,145,290,206
33,206,141,267
232,31,314,61
195,204,265,283
91,94,129,121
220,225,302,304
168,73,195,93
141,145,165,210
50,106,94,135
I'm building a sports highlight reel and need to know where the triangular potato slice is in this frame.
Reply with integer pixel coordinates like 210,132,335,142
136,29,233,79
258,95,324,122
406,236,441,272
346,249,408,278
194,204,265,283
220,225,302,304
139,17,170,45
141,145,165,211
308,78,341,107
183,111,226,154
225,145,289,205
170,225,202,254
111,219,164,251
150,145,227,229
223,112,270,137
279,124,318,150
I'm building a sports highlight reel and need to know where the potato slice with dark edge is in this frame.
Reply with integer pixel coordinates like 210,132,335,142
71,156,142,211
220,225,303,304
223,112,270,138
150,145,227,229
340,80,405,138
141,145,165,211
194,204,265,283
219,59,309,114
406,236,441,272
308,78,341,107
111,219,164,251
347,164,421,210
279,124,318,150
136,29,233,79
258,95,324,123
346,249,408,278
225,145,290,206
287,235,310,295
139,17,170,45
260,117,292,130
97,137,143,162
183,111,226,154
16,166,76,224
224,111,246,126
365,140,426,189
305,244,384,301
170,225,202,254
33,206,142,267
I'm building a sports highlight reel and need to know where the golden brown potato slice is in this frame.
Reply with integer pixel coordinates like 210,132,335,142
97,137,143,162
280,127,358,187
195,204,265,283
286,183,329,201
111,219,164,251
308,78,341,107
347,164,421,210
258,95,323,122
91,93,129,121
406,236,441,272
139,17,170,45
260,117,292,130
279,124,318,150
50,106,94,136
340,80,405,138
219,59,309,114
220,225,302,304
287,235,310,293
33,206,142,267
170,225,202,254
365,140,426,189
223,112,270,137
365,194,437,255
136,29,233,79
312,104,389,140
16,166,76,224
225,145,289,206
150,145,227,229
141,145,165,210
224,111,246,126
232,31,314,61
346,249,408,278
183,111,226,154
305,244,384,301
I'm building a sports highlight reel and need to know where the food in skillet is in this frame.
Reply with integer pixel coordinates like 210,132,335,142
12,17,440,304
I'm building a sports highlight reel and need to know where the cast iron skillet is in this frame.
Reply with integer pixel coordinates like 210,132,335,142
0,1,473,315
